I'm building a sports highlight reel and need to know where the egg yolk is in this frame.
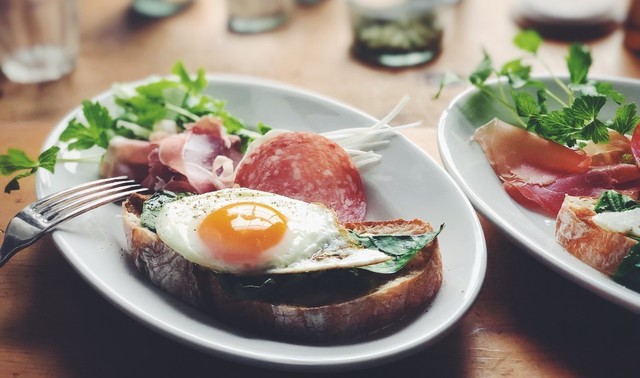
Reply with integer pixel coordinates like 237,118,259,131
197,201,287,266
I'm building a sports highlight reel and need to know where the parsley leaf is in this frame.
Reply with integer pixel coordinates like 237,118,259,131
60,101,114,150
566,43,592,85
2,61,268,193
0,146,60,193
611,103,640,135
437,29,640,147
513,29,542,54
469,52,493,86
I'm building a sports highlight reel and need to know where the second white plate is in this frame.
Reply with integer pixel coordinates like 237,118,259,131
438,76,640,314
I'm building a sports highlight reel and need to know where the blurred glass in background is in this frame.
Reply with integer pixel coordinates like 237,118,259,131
0,0,78,84
227,0,294,33
132,0,194,17
511,0,629,41
346,0,445,68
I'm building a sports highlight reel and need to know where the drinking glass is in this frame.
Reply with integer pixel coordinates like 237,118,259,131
0,0,79,84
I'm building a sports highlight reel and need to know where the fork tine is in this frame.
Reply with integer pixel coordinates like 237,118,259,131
44,186,147,230
37,181,140,219
33,176,133,212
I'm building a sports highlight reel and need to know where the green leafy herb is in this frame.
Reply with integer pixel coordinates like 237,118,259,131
140,191,192,232
436,29,640,147
349,224,443,274
2,61,269,193
613,243,640,291
594,190,640,213
60,100,118,150
594,191,640,291
0,146,60,193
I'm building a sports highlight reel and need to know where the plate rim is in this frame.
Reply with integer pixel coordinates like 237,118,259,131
36,73,487,371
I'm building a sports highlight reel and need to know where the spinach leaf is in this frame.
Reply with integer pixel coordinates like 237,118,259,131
140,191,192,232
594,190,640,213
349,224,444,274
613,243,640,291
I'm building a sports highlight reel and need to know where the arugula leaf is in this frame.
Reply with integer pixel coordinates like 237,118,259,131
350,224,443,274
594,190,640,213
0,146,60,193
172,61,207,94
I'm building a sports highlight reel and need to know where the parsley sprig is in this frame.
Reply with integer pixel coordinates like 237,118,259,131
1,61,269,193
0,147,59,193
437,30,640,148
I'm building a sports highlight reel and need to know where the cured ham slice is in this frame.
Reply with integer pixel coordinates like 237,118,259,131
632,123,640,168
99,136,156,183
141,116,243,193
234,131,367,222
505,165,640,215
474,118,591,184
475,119,640,216
582,130,633,166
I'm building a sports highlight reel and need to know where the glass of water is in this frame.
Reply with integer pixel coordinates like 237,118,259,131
0,0,79,84
227,0,294,34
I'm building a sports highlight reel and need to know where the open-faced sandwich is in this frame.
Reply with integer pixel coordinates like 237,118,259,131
556,191,640,290
122,188,443,342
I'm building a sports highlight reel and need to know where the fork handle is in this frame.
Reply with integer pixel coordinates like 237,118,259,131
0,215,44,267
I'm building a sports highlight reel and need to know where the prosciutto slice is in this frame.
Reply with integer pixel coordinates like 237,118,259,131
475,118,640,216
141,116,244,193
505,165,640,215
474,118,591,183
632,123,640,167
99,136,156,183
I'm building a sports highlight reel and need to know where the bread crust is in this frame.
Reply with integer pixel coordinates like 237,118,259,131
556,195,636,276
122,194,443,342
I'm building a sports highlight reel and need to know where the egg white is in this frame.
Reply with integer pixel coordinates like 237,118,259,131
154,187,390,275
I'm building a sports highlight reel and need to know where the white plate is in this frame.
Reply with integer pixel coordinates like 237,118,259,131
36,74,486,372
438,76,640,314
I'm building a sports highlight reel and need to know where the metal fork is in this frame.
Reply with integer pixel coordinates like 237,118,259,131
0,176,147,267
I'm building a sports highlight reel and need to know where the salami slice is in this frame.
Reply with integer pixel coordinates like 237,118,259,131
234,131,367,222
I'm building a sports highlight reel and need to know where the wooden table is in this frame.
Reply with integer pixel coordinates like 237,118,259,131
2,0,640,376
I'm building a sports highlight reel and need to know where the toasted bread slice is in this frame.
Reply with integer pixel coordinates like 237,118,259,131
122,193,443,342
556,195,636,276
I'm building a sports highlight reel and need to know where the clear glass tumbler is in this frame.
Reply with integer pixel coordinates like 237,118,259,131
0,0,79,84
347,0,444,68
132,0,193,18
227,0,294,34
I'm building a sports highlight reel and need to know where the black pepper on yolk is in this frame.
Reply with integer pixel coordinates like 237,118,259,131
197,201,288,265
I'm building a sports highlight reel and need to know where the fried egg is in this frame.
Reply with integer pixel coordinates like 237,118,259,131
154,187,390,275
